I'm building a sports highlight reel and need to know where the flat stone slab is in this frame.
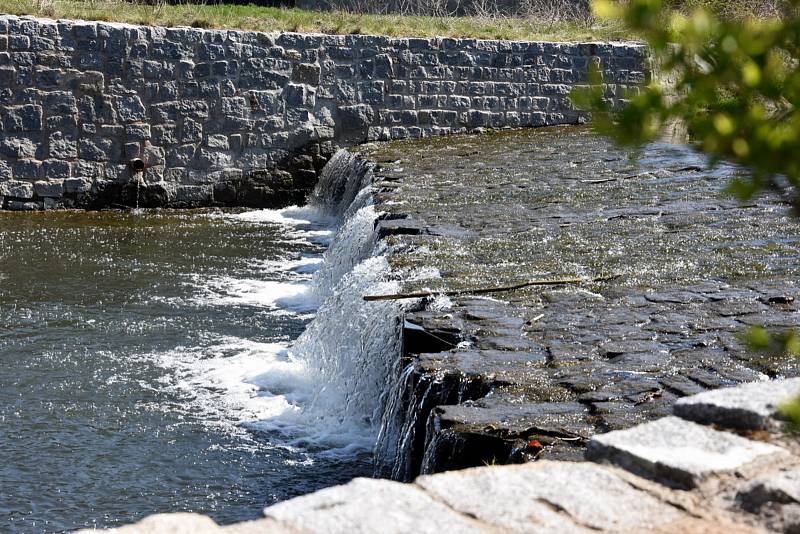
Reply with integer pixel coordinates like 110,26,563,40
586,416,790,488
415,460,688,532
674,378,800,430
74,513,301,534
263,478,489,533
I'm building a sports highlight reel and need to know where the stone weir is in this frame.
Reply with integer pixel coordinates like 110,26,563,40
362,126,800,482
0,14,647,210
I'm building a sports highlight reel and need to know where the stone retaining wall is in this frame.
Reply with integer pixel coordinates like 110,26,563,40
0,14,647,210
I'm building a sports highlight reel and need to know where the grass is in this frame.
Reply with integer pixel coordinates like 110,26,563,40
0,0,636,41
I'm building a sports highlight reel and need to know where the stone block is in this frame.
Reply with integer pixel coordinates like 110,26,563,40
124,143,141,159
674,378,800,431
9,35,30,50
586,416,790,489
79,138,115,162
152,100,209,122
264,478,484,534
205,134,229,150
13,159,41,180
179,119,203,143
73,22,97,40
0,136,37,158
30,36,55,51
212,60,235,77
228,134,243,152
143,60,164,80
152,125,178,146
282,84,315,108
42,159,70,180
175,185,211,206
358,81,385,105
177,60,194,80
114,94,147,122
34,179,63,198
197,148,232,169
219,96,248,118
164,167,188,183
125,124,152,141
73,160,104,179
0,159,10,181
336,104,375,143
143,165,164,183
143,145,165,166
42,197,62,209
44,91,78,115
0,180,34,199
415,461,699,532
64,178,92,194
167,144,197,167
7,200,40,211
2,103,42,132
247,90,283,116
292,63,320,85
77,52,102,70
0,65,15,85
35,67,61,87
49,132,78,159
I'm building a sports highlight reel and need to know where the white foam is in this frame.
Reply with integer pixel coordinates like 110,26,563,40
192,276,318,314
211,206,338,247
245,254,323,278
222,205,335,228
152,338,308,431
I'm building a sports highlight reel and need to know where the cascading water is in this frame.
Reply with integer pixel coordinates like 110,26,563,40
243,150,406,455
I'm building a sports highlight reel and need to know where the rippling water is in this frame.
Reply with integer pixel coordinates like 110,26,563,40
0,208,372,532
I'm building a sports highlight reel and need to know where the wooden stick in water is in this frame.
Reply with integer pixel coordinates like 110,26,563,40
363,274,620,301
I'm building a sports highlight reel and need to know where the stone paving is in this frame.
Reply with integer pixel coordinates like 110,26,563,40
364,126,800,478
86,378,800,533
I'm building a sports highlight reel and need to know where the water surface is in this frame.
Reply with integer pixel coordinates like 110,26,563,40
0,209,371,532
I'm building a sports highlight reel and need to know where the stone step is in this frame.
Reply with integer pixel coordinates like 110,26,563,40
586,415,790,489
674,377,800,431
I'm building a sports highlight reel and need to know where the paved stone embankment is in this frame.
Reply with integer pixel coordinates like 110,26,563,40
0,15,646,210
81,378,800,532
365,126,800,480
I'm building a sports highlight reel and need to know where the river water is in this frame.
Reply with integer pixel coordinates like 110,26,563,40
0,192,390,531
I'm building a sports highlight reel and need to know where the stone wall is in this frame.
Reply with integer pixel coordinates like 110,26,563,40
0,14,648,210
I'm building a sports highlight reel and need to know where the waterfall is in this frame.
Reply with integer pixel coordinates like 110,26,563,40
308,150,373,219
260,150,405,453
